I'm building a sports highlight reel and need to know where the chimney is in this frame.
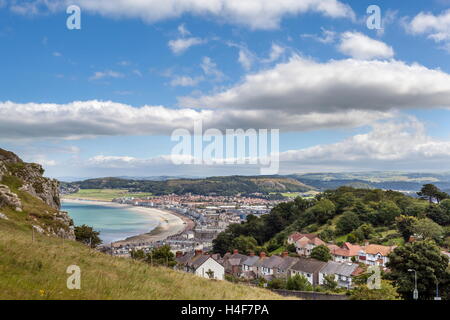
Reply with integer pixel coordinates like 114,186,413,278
175,251,183,258
233,249,239,254
259,251,266,259
282,251,289,258
195,249,203,256
249,251,255,256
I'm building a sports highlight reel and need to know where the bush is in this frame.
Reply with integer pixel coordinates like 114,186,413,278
286,274,313,291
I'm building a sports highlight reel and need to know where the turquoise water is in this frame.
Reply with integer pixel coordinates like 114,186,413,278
62,201,159,244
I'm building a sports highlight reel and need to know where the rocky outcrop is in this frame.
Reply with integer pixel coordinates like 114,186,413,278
0,148,75,240
0,149,60,209
0,184,22,211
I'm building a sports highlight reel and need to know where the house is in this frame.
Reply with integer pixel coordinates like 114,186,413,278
253,253,284,280
287,232,304,245
327,242,362,263
294,233,326,256
358,244,396,267
288,258,327,286
319,261,363,289
222,249,249,277
274,253,299,278
241,254,259,279
175,250,225,280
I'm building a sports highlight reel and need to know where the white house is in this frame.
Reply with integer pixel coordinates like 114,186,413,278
358,244,396,267
175,250,225,280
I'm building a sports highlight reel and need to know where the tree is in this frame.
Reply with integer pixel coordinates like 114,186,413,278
305,199,336,224
147,245,177,267
322,274,338,291
231,235,257,254
350,280,400,300
386,241,450,299
376,201,401,226
310,245,332,262
286,274,313,291
396,215,419,242
336,211,361,235
206,269,215,279
418,184,447,204
413,218,444,243
74,224,102,248
267,278,287,289
427,202,450,226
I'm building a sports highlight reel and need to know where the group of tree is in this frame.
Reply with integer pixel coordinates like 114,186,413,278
214,184,450,255
130,245,177,267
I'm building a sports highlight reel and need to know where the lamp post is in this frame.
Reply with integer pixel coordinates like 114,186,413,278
408,269,418,300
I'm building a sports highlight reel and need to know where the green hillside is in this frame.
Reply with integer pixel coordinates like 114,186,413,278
0,219,284,300
0,148,285,300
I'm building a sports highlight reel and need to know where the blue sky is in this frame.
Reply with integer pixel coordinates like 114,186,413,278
2,0,450,179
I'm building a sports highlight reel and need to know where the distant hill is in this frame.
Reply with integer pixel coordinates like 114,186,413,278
64,175,315,196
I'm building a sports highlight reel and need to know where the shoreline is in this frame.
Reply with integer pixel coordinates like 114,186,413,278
61,198,192,247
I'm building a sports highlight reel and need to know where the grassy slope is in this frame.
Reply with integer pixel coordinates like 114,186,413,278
0,218,286,300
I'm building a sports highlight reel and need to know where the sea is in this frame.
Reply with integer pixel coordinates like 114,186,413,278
61,201,159,244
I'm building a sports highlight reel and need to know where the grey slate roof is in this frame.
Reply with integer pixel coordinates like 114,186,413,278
242,256,259,266
277,256,300,271
319,261,359,277
289,258,327,274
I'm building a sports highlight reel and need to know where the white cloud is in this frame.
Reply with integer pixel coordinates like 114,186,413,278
200,57,224,81
0,100,392,140
177,23,191,36
301,28,337,44
168,37,205,54
13,0,354,30
407,9,450,42
89,70,124,81
337,32,394,60
170,76,203,87
261,43,286,63
238,48,255,70
79,118,450,174
280,119,450,170
181,56,450,113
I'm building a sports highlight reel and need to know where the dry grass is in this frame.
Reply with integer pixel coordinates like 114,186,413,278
0,219,289,300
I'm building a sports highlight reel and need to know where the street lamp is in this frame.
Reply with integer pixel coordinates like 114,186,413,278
408,269,418,300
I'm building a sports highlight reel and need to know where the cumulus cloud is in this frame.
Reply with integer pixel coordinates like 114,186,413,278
180,56,450,113
406,9,450,42
10,0,354,30
337,32,394,60
168,37,206,54
0,100,392,140
79,118,450,174
280,119,450,170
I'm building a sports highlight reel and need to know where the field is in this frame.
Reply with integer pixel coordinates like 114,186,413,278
63,189,153,201
0,218,288,300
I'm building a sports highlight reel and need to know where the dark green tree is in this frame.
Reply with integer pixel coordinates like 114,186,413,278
74,224,102,248
286,274,313,291
395,215,419,242
231,235,258,254
336,211,361,235
386,241,450,299
310,245,332,262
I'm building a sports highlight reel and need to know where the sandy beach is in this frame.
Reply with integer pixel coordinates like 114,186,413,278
61,198,189,246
